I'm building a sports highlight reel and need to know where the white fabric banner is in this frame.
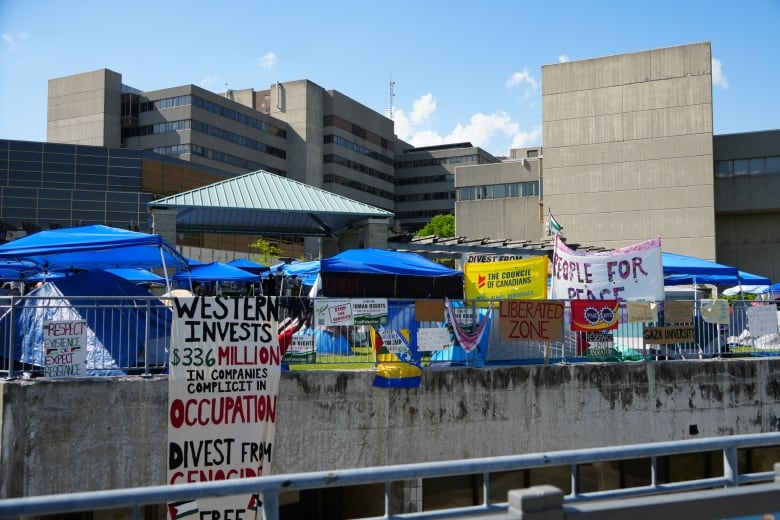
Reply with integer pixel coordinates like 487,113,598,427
551,235,664,301
167,296,280,519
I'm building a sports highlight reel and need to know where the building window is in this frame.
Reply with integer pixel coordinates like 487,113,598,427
733,159,749,176
715,160,731,178
767,156,780,174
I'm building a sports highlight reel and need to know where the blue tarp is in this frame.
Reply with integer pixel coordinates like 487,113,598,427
268,261,321,286
0,225,188,272
0,270,172,375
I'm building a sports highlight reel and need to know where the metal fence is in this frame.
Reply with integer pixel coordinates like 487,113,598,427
1,432,779,519
0,295,778,377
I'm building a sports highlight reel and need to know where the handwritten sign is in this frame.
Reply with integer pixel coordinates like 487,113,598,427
626,301,658,323
663,300,694,323
746,305,778,337
417,327,450,351
551,235,664,301
43,320,87,377
167,296,281,519
643,325,695,345
498,300,564,341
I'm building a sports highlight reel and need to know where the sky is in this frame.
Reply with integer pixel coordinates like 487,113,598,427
1,0,778,158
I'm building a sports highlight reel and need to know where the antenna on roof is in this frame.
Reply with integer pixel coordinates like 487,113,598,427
387,75,395,120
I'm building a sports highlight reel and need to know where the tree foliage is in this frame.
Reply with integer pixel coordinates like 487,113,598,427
248,238,282,265
416,214,455,238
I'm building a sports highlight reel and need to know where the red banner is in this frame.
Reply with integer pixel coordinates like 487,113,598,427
570,299,619,331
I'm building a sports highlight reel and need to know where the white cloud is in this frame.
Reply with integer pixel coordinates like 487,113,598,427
392,93,538,156
506,68,539,90
712,57,728,89
409,93,436,125
199,74,220,89
510,125,542,150
259,52,277,69
2,32,28,50
558,55,570,63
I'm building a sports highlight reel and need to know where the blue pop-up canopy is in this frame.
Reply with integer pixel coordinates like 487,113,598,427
173,262,262,283
0,225,188,273
662,252,770,286
320,248,463,298
227,258,270,274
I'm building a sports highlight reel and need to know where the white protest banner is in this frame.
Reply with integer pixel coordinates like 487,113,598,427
551,235,664,301
167,296,281,519
43,320,87,377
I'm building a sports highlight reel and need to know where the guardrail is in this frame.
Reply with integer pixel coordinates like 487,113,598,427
0,432,778,519
0,295,777,377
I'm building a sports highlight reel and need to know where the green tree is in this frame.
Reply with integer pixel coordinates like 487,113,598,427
248,238,282,265
416,214,455,237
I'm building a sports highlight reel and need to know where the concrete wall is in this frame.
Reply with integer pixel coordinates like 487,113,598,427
3,359,780,498
47,68,122,147
542,42,716,260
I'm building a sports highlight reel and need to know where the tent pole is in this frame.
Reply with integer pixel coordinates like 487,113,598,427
159,246,172,293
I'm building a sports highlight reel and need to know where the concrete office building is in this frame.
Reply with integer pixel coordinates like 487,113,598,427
394,142,500,232
455,42,779,281
47,71,403,257
455,146,543,241
542,42,716,260
714,130,780,281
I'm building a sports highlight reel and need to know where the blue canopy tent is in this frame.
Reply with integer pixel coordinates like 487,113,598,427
274,260,320,286
105,268,166,285
0,225,188,288
662,252,771,287
320,248,463,298
227,258,270,274
0,270,172,375
173,262,262,283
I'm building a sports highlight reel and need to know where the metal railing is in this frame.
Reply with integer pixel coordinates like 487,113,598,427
1,295,778,377
0,432,778,519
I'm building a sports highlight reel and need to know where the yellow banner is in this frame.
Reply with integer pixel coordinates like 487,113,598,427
464,256,548,300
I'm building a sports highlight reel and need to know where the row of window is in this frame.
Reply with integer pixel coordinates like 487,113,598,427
322,115,392,151
395,191,454,203
323,154,395,185
139,94,287,138
324,135,394,167
192,121,286,159
458,181,540,201
395,154,482,170
395,209,452,221
715,156,780,177
322,173,394,203
396,173,454,186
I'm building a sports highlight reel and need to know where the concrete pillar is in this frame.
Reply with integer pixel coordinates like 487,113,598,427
507,485,564,520
149,208,178,248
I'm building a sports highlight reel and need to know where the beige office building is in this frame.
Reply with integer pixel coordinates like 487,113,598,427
541,42,716,260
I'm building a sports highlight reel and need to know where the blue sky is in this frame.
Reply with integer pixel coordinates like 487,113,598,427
1,0,778,158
